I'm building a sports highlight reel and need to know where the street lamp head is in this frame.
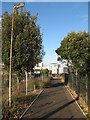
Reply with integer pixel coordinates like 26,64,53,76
14,3,25,9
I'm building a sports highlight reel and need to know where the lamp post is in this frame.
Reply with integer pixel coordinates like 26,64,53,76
9,3,24,107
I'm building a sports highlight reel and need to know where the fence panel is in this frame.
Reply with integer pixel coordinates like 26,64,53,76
68,72,88,104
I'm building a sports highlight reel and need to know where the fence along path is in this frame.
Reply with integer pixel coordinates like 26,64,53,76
68,70,90,116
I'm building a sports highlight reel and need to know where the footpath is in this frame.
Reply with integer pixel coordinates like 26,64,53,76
20,79,87,119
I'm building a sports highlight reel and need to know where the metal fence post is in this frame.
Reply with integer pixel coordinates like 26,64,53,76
86,73,88,106
87,71,90,114
76,69,80,98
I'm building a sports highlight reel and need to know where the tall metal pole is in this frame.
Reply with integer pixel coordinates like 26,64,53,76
9,7,14,107
9,3,24,107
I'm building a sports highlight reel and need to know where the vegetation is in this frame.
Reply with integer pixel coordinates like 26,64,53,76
56,31,90,74
2,8,46,119
56,31,90,117
2,73,51,119
40,69,48,76
2,10,45,79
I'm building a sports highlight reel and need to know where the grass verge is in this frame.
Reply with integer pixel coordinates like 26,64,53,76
67,85,90,119
2,77,51,119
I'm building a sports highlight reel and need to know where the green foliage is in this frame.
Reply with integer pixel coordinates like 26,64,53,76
56,31,90,73
2,10,45,78
40,69,49,74
2,12,11,69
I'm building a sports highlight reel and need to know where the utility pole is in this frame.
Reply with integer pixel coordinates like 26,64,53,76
9,3,24,107
9,6,14,107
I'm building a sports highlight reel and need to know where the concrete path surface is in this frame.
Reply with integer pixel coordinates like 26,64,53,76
20,79,87,120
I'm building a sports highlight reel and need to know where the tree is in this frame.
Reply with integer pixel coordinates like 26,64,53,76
2,10,45,80
56,31,90,74
40,69,48,80
2,12,11,70
56,31,90,108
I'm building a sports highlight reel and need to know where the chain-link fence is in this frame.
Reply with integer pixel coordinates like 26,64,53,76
68,70,90,115
68,72,87,101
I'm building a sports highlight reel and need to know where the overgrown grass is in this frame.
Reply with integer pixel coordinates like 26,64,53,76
2,76,51,119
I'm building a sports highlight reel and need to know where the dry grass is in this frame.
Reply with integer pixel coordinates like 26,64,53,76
67,85,90,118
2,76,51,119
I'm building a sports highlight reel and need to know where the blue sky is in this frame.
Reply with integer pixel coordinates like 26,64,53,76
2,2,88,65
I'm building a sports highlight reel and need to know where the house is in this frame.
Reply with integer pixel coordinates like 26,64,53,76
58,60,68,74
49,63,59,75
33,60,71,77
33,62,43,75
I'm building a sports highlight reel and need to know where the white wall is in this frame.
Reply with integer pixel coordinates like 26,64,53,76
49,63,58,74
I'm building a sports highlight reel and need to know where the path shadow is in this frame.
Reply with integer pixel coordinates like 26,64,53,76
45,82,65,88
51,82,65,87
45,82,66,88
41,97,78,120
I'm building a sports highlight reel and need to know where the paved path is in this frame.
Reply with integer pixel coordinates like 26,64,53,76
21,79,87,119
